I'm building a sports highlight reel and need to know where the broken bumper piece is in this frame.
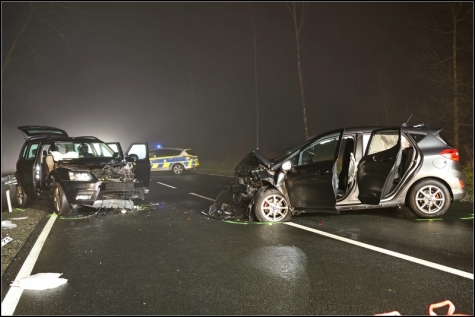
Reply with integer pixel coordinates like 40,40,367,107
92,199,134,209
203,203,247,220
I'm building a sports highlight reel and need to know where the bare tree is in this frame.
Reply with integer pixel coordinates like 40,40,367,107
2,2,84,80
287,2,309,140
413,2,473,157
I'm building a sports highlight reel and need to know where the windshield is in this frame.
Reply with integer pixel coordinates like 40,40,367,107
271,142,306,164
51,141,116,160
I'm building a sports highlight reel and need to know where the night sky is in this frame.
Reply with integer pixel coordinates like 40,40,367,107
1,2,469,175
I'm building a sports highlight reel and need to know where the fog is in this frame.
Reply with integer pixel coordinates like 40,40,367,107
2,2,466,175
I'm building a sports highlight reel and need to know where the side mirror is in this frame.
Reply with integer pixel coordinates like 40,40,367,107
282,161,292,171
113,152,121,159
126,154,139,162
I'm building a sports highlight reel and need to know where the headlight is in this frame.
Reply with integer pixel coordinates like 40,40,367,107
69,172,93,181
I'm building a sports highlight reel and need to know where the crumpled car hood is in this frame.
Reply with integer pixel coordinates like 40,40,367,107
235,150,272,176
57,158,118,170
57,158,136,182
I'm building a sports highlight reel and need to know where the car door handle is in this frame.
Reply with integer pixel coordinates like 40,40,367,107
316,170,329,175
373,156,393,163
380,157,393,163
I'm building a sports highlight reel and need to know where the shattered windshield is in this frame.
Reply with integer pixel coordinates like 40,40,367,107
51,141,116,160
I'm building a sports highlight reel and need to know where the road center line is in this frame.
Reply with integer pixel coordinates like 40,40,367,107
156,182,176,189
188,193,215,201
284,222,473,280
2,214,59,316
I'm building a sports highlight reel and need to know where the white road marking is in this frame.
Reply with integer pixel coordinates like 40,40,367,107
285,222,473,280
157,182,176,189
189,193,215,201
193,172,234,178
1,214,59,316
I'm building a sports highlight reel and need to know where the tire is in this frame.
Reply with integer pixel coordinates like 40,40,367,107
407,179,451,218
254,189,291,222
172,164,185,175
16,183,30,208
53,182,73,216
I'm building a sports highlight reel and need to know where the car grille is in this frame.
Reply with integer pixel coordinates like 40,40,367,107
100,182,144,200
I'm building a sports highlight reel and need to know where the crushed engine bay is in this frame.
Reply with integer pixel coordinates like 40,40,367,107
92,161,136,182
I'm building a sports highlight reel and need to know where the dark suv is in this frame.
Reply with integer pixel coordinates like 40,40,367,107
15,126,151,215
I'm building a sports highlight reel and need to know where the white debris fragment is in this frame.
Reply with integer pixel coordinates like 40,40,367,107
2,236,13,247
10,273,68,290
10,216,28,220
1,221,17,229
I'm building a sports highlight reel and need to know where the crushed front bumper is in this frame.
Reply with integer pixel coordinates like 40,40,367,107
205,187,249,220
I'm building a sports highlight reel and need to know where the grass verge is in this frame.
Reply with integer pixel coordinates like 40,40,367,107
461,162,473,202
196,160,236,176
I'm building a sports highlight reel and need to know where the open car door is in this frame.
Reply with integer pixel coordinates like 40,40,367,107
125,143,150,187
286,129,343,211
357,128,401,205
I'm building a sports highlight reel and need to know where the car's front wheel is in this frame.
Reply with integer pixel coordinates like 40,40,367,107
53,183,73,216
254,189,291,222
172,164,185,175
407,179,451,218
16,183,30,208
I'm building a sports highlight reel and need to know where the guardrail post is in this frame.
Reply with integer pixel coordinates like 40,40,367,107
6,189,12,212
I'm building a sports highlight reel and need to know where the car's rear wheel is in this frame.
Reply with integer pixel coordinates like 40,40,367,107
407,179,451,218
172,164,185,175
254,189,291,222
16,183,30,208
53,183,73,216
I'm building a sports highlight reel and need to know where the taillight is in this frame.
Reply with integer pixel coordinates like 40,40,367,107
440,149,460,161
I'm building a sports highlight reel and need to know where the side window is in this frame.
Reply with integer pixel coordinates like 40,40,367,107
128,144,147,159
27,143,40,160
20,144,29,159
149,150,158,158
409,133,427,143
367,130,399,155
299,133,340,166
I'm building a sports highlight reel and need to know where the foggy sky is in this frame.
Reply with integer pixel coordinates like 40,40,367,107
2,2,423,175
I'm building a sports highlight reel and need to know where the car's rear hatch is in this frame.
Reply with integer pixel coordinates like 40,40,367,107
18,126,68,139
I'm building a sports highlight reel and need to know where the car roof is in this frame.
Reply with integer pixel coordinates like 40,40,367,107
340,125,442,135
23,135,104,143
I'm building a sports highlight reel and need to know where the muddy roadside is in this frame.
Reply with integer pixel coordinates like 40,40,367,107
2,190,49,276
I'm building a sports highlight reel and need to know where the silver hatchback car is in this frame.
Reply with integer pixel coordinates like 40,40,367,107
208,124,468,222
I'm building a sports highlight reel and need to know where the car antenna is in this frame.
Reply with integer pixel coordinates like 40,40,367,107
402,114,412,127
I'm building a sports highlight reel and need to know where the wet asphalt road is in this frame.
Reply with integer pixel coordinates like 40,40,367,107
2,172,473,315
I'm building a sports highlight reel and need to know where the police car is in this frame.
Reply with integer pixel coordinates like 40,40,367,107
149,148,200,174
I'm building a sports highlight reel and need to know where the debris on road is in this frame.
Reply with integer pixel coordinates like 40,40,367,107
10,216,28,220
10,273,68,290
374,299,470,316
2,236,13,247
1,221,17,229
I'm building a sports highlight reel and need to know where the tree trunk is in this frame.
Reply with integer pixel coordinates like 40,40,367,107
452,4,459,150
2,2,34,78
